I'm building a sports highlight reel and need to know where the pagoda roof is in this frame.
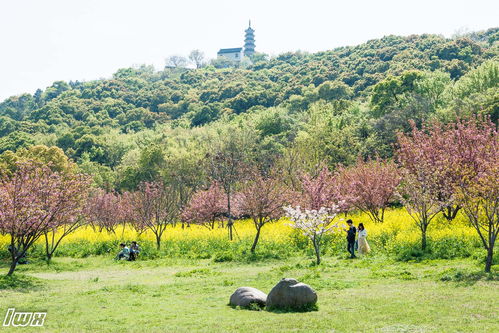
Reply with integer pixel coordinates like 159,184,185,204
218,48,243,53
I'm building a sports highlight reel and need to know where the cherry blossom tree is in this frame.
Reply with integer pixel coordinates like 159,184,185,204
396,170,444,250
43,173,92,262
181,182,227,229
336,158,400,223
284,205,342,265
299,166,345,211
397,121,462,221
128,181,181,249
397,117,498,255
0,161,89,275
85,189,126,234
237,175,291,253
283,166,346,264
397,125,451,250
457,166,498,272
448,119,498,272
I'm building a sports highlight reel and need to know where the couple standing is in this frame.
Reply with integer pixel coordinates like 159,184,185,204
345,219,370,258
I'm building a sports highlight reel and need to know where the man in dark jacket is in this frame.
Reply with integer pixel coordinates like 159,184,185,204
344,219,357,258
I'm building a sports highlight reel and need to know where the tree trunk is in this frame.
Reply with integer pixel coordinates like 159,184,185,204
7,259,17,276
228,220,233,241
485,246,494,273
44,233,51,263
313,238,321,265
7,242,18,276
227,193,233,241
250,226,262,254
442,205,460,221
421,227,427,250
155,235,161,250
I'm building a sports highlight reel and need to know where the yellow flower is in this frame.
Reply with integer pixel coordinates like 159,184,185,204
0,208,477,249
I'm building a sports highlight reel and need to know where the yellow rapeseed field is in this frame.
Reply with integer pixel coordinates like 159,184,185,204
0,208,478,249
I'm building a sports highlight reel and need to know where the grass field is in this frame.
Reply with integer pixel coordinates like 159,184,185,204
0,209,497,332
1,255,498,333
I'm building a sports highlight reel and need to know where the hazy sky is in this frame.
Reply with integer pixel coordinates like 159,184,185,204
0,0,497,100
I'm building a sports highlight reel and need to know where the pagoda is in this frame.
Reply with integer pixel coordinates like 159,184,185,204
243,21,255,57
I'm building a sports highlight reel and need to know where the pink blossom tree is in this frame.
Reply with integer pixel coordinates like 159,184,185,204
181,182,227,229
85,189,126,234
299,166,345,211
237,175,291,253
396,125,452,250
457,166,498,272
397,121,462,221
0,161,89,275
43,173,92,262
397,117,498,256
336,158,400,223
396,170,444,250
127,181,181,249
448,119,498,272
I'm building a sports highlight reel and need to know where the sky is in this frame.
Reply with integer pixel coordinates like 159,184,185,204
0,0,497,101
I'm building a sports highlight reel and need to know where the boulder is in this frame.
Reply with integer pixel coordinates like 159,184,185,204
229,287,267,307
266,278,317,309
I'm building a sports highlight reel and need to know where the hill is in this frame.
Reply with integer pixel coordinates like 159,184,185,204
0,28,498,190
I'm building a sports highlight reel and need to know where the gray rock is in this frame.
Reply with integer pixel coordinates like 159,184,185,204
266,278,317,309
229,287,267,307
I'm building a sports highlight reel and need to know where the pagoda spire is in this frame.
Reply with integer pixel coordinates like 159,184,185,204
244,21,255,57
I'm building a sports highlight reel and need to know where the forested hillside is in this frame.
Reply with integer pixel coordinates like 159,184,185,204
1,28,498,191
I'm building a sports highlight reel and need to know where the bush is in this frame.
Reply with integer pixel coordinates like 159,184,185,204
394,244,427,262
430,237,475,259
393,237,479,262
213,252,234,263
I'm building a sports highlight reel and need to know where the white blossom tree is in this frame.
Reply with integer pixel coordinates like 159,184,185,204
284,205,342,264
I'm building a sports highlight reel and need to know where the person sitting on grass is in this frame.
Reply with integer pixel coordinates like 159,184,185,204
115,243,130,261
129,241,140,261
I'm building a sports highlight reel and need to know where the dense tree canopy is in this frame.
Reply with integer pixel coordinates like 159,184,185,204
0,29,497,191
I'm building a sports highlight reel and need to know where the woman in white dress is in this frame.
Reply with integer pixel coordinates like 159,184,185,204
357,223,371,255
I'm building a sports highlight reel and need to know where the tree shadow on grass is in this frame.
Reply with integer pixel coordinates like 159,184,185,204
0,274,44,293
230,302,318,313
229,303,266,311
440,269,499,286
266,303,319,313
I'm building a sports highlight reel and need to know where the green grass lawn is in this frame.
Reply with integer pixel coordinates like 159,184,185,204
0,256,497,333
